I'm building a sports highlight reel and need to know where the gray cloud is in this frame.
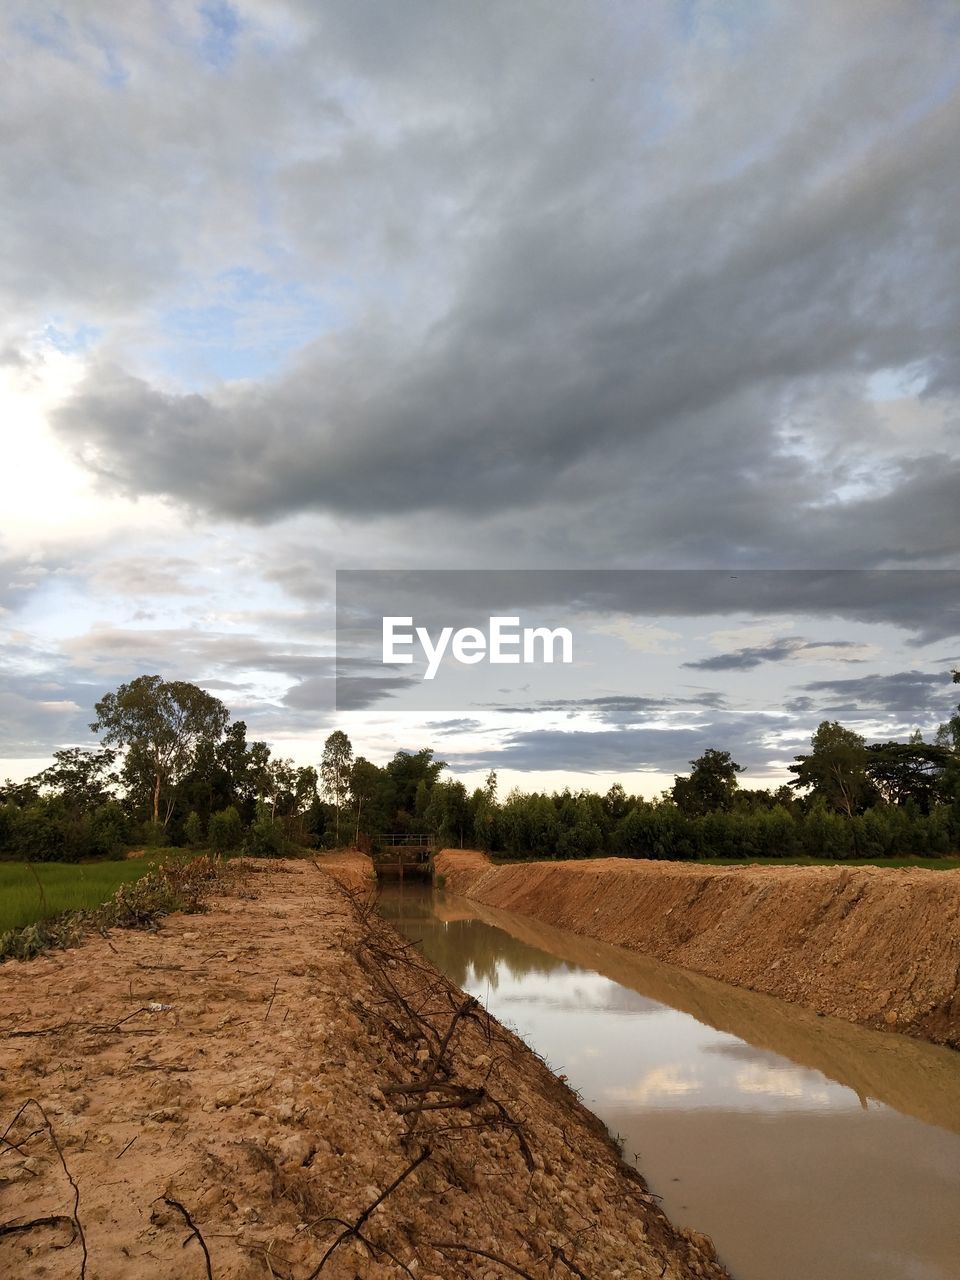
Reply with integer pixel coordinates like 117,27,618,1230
446,718,794,777
24,2,957,571
5,3,960,775
334,569,960,644
685,637,866,672
786,669,956,733
488,693,728,727
0,671,97,759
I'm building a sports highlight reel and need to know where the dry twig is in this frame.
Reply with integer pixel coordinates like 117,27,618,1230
1,1098,87,1279
161,1195,214,1280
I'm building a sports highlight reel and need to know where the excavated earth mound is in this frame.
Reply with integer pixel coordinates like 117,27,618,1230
0,855,729,1280
435,851,960,1048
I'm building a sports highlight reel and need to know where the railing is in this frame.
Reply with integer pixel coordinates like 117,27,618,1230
376,833,439,847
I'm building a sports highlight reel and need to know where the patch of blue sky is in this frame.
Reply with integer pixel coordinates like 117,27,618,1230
146,268,345,387
97,37,128,88
42,320,103,356
198,0,242,71
14,11,128,86
13,10,74,58
867,363,930,402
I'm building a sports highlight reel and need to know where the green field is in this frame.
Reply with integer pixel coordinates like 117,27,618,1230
492,853,960,870
702,855,960,870
0,860,159,933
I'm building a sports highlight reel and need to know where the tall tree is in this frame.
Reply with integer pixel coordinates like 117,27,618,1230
320,730,354,844
349,756,382,842
866,737,952,812
29,747,118,815
789,721,873,818
384,748,446,826
672,749,744,816
470,770,498,850
91,675,229,828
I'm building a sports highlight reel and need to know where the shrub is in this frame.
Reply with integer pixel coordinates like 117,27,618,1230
245,814,288,858
208,805,242,851
184,810,206,847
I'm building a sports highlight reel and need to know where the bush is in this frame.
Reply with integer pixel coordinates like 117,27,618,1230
87,802,131,859
140,820,169,848
184,810,206,846
245,815,288,858
208,805,242,851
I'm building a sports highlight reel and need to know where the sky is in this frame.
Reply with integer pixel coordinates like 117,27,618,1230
2,0,959,797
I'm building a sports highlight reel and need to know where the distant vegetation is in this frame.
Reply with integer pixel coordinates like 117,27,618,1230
1,670,958,864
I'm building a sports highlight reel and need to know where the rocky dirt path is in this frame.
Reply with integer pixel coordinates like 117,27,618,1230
0,857,729,1280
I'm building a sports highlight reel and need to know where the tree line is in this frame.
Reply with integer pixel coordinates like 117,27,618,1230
1,671,958,862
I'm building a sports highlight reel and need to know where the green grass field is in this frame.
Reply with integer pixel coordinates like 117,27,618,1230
492,853,960,870
702,855,960,869
0,860,159,933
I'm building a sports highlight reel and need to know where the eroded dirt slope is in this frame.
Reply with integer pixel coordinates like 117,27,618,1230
435,850,960,1047
1,856,729,1280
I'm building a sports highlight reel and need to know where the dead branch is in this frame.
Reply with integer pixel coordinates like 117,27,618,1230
552,1244,591,1279
305,1216,417,1277
161,1196,214,1280
0,1123,44,1156
304,1145,431,1279
384,1080,482,1096
395,1090,484,1115
433,1240,537,1279
1,1099,87,1279
404,996,478,1136
485,1095,536,1172
0,1214,77,1242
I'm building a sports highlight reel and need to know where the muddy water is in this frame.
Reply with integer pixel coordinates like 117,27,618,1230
377,885,960,1280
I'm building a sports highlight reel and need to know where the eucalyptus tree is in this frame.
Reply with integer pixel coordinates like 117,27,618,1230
91,675,229,828
320,730,354,844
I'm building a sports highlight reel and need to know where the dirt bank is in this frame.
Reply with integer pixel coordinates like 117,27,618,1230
435,891,960,1135
435,851,960,1048
0,856,729,1280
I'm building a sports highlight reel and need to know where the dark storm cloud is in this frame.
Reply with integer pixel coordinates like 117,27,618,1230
786,669,956,731
488,693,728,726
28,2,959,569
335,569,960,644
291,656,419,712
684,637,866,671
447,718,793,776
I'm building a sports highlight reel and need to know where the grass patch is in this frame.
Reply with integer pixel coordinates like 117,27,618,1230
0,860,163,933
0,854,231,962
488,852,960,870
700,855,960,870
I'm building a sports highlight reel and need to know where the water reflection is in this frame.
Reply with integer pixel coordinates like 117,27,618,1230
379,886,960,1280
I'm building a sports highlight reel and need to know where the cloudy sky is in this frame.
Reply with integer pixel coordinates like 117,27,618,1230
2,0,959,795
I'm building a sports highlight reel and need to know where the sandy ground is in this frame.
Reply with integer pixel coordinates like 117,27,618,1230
0,856,729,1280
435,851,960,1047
